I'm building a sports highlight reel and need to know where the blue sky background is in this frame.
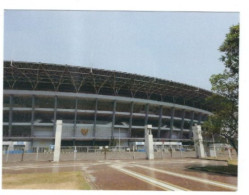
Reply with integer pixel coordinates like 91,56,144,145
4,10,239,90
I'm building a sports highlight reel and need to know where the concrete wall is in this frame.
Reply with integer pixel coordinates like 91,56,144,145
32,140,54,147
2,150,199,163
33,126,53,137
75,124,93,138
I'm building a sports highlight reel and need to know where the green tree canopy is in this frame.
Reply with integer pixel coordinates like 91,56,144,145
203,24,239,153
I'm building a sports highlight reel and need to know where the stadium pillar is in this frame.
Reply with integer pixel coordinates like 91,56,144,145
8,95,13,137
157,106,163,138
144,104,149,126
192,124,206,158
180,109,185,139
93,99,98,138
53,96,58,136
31,95,35,137
198,113,202,125
53,120,63,162
170,107,175,139
145,125,154,160
189,111,195,138
73,97,78,138
129,102,134,137
111,100,117,138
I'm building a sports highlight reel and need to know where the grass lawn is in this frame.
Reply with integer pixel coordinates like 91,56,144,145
2,171,92,190
188,160,237,176
228,159,238,166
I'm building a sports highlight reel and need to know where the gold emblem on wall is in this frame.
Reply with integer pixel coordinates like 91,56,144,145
81,128,88,136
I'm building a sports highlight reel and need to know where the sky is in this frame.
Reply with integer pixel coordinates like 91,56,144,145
4,10,239,90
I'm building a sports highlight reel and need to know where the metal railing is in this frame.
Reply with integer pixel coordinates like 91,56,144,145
2,144,237,162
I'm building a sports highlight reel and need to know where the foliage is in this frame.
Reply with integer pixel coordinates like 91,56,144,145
109,137,117,146
203,24,239,153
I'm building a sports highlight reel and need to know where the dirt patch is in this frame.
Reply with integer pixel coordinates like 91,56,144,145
2,171,91,190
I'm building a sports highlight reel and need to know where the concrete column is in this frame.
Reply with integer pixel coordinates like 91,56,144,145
192,124,205,158
170,107,175,139
8,95,13,137
129,102,134,137
180,110,185,139
53,96,58,136
53,120,63,162
145,125,154,160
31,95,35,136
73,98,78,138
189,111,195,138
93,99,98,137
144,104,149,126
198,113,202,125
111,100,117,138
157,106,163,138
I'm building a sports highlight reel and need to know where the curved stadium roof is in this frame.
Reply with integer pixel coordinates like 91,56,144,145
3,61,213,111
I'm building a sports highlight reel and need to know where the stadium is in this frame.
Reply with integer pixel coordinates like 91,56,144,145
3,61,213,149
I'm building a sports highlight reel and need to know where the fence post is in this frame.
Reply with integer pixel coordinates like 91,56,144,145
5,148,9,163
36,147,39,161
74,146,77,161
133,146,135,160
21,149,24,162
180,145,183,158
170,147,173,158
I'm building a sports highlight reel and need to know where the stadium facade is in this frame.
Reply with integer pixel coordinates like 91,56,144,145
3,61,213,148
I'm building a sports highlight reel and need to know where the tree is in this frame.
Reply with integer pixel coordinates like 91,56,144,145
203,24,239,153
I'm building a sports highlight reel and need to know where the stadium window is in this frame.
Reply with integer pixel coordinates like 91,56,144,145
115,115,130,126
96,114,112,125
34,111,54,124
57,97,75,109
97,100,113,111
12,111,31,122
11,126,31,137
77,112,94,124
3,126,9,137
147,117,159,127
3,111,9,122
148,105,160,115
56,111,75,123
13,95,32,108
133,103,146,114
131,129,144,138
162,107,171,116
174,109,182,118
77,99,95,110
35,96,54,108
116,102,131,113
3,95,10,107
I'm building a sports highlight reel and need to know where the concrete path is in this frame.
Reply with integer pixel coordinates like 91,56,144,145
2,159,237,191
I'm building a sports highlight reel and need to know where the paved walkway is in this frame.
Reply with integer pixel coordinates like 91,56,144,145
2,158,237,191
